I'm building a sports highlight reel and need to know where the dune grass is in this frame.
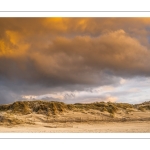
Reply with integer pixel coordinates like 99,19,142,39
0,100,149,116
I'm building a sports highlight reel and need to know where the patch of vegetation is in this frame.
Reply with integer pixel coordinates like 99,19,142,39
135,101,150,111
138,106,145,112
7,101,31,115
107,104,118,114
115,103,134,109
143,105,150,110
67,104,75,110
0,100,149,116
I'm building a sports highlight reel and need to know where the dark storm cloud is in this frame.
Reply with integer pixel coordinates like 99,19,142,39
1,30,150,85
1,18,150,104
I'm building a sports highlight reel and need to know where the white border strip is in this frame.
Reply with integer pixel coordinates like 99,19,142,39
0,12,150,17
0,133,150,138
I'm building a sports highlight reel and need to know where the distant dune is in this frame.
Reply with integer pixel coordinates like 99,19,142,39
0,100,150,132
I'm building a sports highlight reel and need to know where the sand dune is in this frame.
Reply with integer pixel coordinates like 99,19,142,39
0,100,150,132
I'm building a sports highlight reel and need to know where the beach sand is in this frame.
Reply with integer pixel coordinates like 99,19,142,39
0,110,150,132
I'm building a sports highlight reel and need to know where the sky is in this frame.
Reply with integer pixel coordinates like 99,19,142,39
0,18,150,104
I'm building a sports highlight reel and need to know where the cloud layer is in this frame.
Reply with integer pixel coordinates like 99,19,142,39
0,18,150,104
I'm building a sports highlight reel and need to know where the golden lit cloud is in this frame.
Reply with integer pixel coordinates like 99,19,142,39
0,18,150,104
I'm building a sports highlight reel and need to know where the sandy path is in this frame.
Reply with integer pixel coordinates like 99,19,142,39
0,121,150,133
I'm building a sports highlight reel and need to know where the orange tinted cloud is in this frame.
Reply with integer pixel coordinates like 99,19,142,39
0,18,150,104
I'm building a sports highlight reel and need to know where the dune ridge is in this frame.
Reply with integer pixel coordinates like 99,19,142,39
0,100,150,132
